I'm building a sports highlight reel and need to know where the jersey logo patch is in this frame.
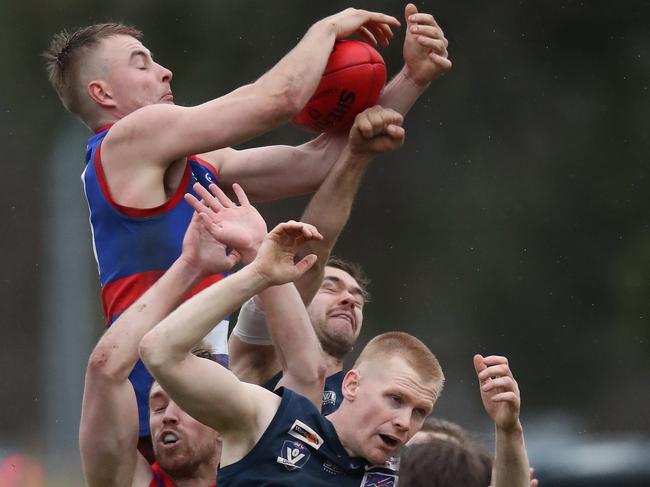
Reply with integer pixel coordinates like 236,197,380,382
276,440,310,471
322,390,337,407
360,471,398,486
288,419,324,450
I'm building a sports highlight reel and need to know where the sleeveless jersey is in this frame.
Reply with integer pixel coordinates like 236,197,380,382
82,126,229,437
217,388,399,486
264,370,344,416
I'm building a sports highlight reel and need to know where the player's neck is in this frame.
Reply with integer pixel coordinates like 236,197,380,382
322,350,343,376
166,463,217,487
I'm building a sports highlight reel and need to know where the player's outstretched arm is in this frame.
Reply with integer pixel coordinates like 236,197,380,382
79,213,238,487
228,106,404,388
379,3,452,115
474,354,531,487
103,9,400,179
139,221,322,434
295,105,405,303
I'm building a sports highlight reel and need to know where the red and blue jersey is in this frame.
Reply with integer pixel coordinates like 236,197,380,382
82,126,229,437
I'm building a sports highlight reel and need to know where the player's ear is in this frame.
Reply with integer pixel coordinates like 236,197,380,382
88,80,116,108
342,369,361,400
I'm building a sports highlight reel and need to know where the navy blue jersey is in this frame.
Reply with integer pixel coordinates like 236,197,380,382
217,388,398,486
264,371,345,416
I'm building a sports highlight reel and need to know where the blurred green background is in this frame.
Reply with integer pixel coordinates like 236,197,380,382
1,0,649,484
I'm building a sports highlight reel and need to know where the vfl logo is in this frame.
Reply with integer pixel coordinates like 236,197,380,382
276,440,310,471
204,172,214,183
322,390,337,407
360,472,398,487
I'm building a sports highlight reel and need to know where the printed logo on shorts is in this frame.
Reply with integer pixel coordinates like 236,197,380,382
322,390,337,407
276,440,310,471
288,420,324,450
360,471,398,487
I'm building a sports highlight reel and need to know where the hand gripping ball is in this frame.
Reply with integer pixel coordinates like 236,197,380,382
293,40,387,133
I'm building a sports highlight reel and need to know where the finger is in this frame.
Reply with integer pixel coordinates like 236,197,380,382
417,37,448,55
357,26,378,46
490,391,520,405
184,193,209,213
408,13,438,28
226,249,242,268
365,12,401,28
405,3,418,21
431,53,452,70
481,376,518,393
380,108,404,127
209,183,236,208
294,253,318,276
530,481,539,487
192,183,224,210
354,112,375,138
473,354,486,376
385,124,405,141
478,364,512,381
365,23,389,48
301,224,323,241
482,355,510,366
232,183,251,207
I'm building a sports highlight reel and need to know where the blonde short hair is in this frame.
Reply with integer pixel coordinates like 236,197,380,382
353,332,444,399
43,23,142,123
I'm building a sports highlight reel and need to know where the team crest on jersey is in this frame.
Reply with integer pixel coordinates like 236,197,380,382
322,390,337,407
276,440,310,471
360,471,398,486
287,419,324,450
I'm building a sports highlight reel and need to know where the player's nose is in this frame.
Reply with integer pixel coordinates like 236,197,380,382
159,63,173,83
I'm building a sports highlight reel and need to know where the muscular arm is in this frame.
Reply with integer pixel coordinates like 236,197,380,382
79,258,205,487
101,10,399,205
139,222,321,436
474,354,530,487
229,107,405,388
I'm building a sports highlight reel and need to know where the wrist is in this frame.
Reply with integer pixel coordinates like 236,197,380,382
400,65,432,90
496,419,524,437
172,255,206,286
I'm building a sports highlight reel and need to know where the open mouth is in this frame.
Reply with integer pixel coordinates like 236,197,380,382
162,432,179,446
379,434,398,448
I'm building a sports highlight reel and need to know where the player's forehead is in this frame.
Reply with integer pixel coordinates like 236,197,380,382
370,356,436,406
99,34,151,62
322,266,363,295
149,381,168,401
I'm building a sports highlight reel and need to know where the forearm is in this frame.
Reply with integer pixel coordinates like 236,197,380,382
258,284,324,393
140,265,269,371
256,20,337,116
296,146,371,302
89,256,203,381
214,134,348,202
378,67,429,115
491,422,530,487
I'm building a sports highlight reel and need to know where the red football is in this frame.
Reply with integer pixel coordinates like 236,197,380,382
293,40,387,133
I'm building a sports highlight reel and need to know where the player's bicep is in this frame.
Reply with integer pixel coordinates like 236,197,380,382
152,353,265,435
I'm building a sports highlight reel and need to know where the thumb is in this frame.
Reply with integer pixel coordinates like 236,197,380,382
293,254,318,277
405,3,418,22
473,354,486,376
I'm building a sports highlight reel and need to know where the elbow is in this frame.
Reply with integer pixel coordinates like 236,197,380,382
138,331,163,375
86,344,126,382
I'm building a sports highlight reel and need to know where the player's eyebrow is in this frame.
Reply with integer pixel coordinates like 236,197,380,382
129,48,153,62
323,275,364,298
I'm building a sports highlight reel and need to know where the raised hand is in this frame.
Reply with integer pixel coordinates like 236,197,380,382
185,182,267,264
473,354,522,432
402,3,452,86
349,106,405,156
252,221,323,286
180,211,241,275
318,8,401,48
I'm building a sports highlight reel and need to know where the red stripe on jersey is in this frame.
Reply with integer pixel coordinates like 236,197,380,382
102,271,227,324
150,462,216,487
193,155,220,179
102,270,165,322
92,142,192,218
